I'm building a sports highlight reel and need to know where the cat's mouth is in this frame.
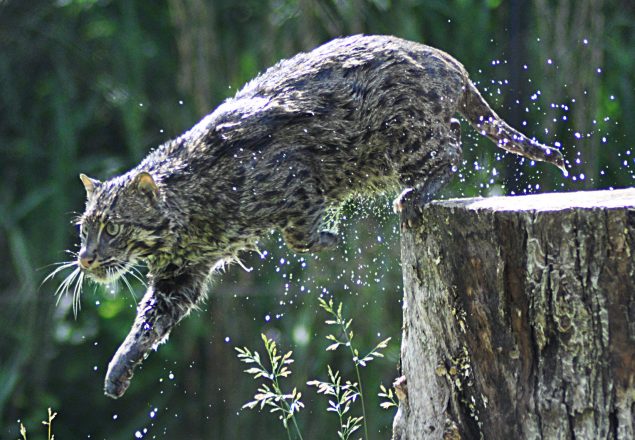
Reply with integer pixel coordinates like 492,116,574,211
80,262,127,284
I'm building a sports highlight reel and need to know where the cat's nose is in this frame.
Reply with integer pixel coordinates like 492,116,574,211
78,249,96,269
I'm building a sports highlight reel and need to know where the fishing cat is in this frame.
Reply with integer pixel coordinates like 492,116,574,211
59,35,566,398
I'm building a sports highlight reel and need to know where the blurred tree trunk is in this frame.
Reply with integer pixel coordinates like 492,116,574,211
168,0,215,117
502,0,529,194
392,189,635,439
533,0,605,187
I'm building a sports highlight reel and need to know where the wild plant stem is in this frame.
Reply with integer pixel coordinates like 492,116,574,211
284,416,293,440
271,367,304,440
273,380,303,440
342,325,369,440
290,409,304,440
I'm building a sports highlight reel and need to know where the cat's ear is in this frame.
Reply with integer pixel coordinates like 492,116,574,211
134,171,159,201
79,174,101,199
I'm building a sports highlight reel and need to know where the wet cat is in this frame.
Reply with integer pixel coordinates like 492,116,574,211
60,35,565,398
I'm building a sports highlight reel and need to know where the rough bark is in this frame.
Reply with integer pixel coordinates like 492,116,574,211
392,188,635,440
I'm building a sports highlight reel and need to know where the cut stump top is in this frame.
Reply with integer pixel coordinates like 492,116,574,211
436,187,635,212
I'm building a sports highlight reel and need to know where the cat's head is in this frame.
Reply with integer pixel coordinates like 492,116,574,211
76,170,172,283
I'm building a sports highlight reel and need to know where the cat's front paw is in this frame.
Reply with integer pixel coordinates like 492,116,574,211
104,357,134,399
104,333,148,399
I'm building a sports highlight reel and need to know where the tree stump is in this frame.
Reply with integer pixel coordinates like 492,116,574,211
392,188,635,440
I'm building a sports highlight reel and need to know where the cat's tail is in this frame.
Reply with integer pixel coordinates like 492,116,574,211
458,80,568,176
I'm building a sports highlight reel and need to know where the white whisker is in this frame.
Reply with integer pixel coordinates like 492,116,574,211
54,267,80,306
126,265,147,287
111,256,147,288
38,260,75,272
105,267,118,292
72,271,85,318
42,261,77,286
117,266,138,305
53,268,76,297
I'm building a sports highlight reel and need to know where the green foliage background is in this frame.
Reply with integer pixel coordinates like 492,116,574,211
0,0,633,438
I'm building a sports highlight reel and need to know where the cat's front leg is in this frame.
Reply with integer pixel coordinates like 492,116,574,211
104,269,206,399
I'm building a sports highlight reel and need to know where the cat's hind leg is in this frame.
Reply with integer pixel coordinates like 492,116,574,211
283,220,339,253
277,161,339,253
394,118,462,225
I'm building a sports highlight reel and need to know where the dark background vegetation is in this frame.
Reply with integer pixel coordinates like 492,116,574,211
1,0,633,438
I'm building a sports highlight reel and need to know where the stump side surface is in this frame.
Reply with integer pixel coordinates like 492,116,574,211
393,189,635,440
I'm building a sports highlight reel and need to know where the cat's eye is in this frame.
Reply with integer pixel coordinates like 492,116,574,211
78,224,87,239
105,222,121,237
